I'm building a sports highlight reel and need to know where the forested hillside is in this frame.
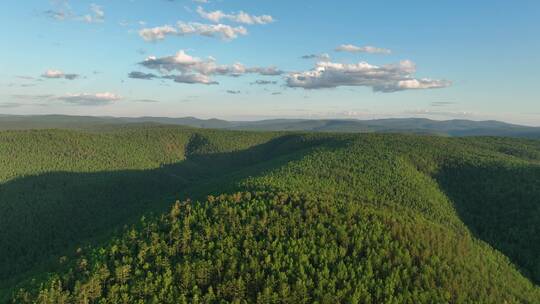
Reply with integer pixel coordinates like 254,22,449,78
1,126,540,303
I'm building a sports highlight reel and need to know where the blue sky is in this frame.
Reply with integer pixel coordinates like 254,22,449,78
1,0,539,125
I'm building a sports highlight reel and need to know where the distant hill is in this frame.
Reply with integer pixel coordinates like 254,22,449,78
1,114,539,138
228,118,540,138
0,115,233,130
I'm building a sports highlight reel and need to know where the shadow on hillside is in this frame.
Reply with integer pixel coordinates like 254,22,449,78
0,133,349,290
436,164,540,285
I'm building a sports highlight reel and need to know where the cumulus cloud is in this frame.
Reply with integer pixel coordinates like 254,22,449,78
336,44,391,55
128,71,159,80
139,25,178,41
136,50,283,85
196,6,274,25
139,22,247,41
139,51,236,75
41,69,80,80
286,60,450,92
57,92,121,106
301,53,330,61
177,22,247,40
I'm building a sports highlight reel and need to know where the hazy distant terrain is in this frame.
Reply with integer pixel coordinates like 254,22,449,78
2,114,540,138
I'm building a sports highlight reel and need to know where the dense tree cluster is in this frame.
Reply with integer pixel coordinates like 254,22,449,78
243,134,540,284
438,163,540,282
13,192,540,303
0,127,286,298
0,126,539,302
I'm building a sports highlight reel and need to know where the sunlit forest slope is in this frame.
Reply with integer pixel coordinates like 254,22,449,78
1,125,539,303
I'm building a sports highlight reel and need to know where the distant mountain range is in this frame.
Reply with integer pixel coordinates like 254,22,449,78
1,114,539,138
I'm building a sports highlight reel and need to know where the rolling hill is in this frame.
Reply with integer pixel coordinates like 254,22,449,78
1,114,540,138
0,125,539,303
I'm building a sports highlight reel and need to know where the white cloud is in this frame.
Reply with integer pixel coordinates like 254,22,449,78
178,22,247,39
139,22,247,41
44,10,67,20
82,4,104,23
57,92,121,106
139,25,178,41
135,50,283,85
196,6,274,25
118,20,129,27
397,79,450,90
45,2,105,24
336,44,391,54
163,74,217,85
41,69,80,80
128,71,158,80
286,60,450,92
246,66,283,76
139,50,212,73
42,70,64,78
44,0,70,20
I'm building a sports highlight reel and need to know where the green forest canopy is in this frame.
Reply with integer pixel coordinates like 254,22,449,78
0,125,539,303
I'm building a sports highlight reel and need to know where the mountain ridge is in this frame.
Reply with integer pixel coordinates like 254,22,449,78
1,114,539,138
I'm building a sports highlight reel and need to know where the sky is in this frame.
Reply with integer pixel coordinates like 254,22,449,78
1,0,539,125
